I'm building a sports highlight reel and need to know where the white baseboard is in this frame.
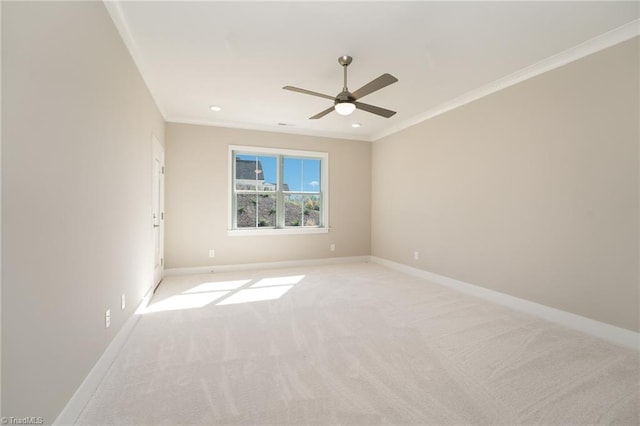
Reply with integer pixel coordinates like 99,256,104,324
164,255,370,276
370,256,639,351
53,255,638,425
53,288,154,425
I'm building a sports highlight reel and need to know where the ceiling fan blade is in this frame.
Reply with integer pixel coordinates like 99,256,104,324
283,86,335,101
309,106,334,119
352,73,398,100
354,102,396,118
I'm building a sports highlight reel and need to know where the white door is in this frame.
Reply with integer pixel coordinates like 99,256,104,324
152,136,165,290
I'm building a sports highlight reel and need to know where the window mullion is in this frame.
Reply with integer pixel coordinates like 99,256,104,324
254,193,258,228
232,154,238,229
231,147,327,232
300,193,304,227
318,193,322,227
276,155,285,228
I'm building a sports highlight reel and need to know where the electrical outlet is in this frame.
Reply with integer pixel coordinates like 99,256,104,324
121,294,126,310
209,249,215,258
414,251,419,260
105,309,111,328
330,243,336,252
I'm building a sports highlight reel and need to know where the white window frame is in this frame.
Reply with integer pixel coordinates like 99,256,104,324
228,145,329,236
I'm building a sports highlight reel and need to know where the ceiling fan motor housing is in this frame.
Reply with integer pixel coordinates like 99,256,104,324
283,54,397,119
335,91,355,106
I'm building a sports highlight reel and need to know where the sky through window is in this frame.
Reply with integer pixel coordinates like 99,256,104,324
236,155,320,192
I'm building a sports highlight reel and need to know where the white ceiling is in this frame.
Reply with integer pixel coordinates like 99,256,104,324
106,1,639,141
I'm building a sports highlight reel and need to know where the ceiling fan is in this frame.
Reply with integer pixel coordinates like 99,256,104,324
283,55,398,119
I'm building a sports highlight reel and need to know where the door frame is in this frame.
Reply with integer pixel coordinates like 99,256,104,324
152,135,165,291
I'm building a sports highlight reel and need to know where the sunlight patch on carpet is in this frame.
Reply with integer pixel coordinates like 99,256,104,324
251,275,305,288
144,291,230,313
185,280,251,293
217,285,294,305
143,275,306,312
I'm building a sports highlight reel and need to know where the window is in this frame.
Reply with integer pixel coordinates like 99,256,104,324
229,146,329,235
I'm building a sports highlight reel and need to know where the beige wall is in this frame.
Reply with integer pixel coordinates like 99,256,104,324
372,37,639,332
1,1,636,421
165,123,371,268
2,1,164,422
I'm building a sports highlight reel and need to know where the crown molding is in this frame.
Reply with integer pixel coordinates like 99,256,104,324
166,116,369,142
372,19,640,142
103,0,168,119
104,0,637,144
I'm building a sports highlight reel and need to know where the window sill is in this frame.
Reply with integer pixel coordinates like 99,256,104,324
228,227,330,236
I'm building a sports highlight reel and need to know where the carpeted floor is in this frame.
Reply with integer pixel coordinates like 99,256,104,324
77,262,639,425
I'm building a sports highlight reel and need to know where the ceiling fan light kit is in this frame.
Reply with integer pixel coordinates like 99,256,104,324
284,55,398,120
334,101,356,115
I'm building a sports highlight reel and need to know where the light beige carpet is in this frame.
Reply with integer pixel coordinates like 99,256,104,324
76,262,639,425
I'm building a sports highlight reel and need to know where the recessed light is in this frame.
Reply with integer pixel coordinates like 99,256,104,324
351,123,361,128
209,105,222,112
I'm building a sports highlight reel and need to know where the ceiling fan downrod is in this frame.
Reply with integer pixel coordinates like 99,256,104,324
282,54,398,119
338,55,352,92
